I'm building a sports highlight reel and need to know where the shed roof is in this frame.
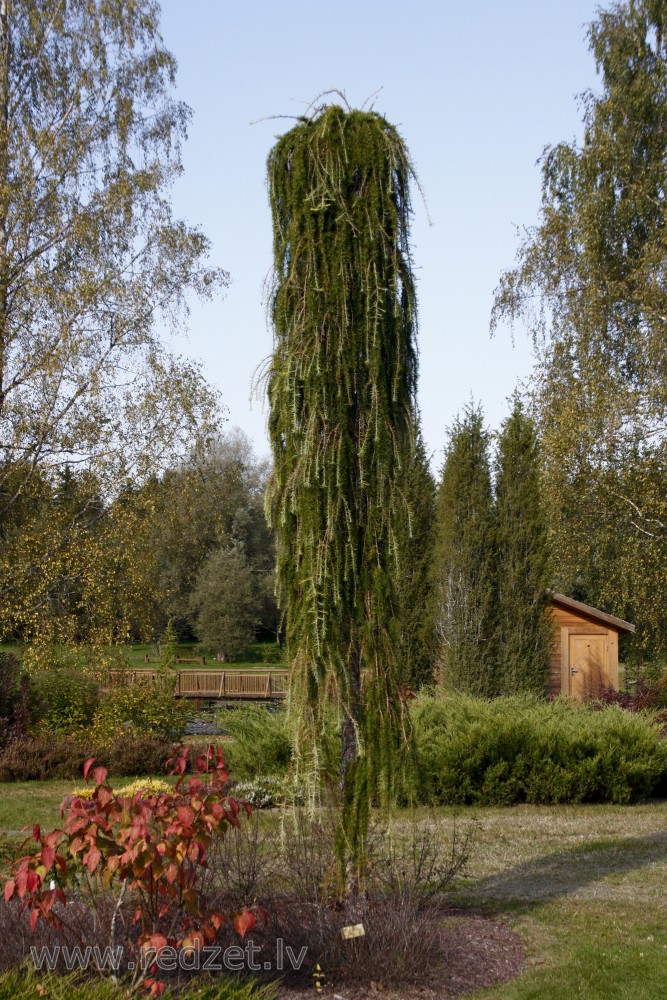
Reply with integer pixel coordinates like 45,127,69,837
549,592,636,634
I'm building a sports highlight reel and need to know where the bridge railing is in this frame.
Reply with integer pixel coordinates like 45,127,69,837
106,668,288,700
176,670,288,699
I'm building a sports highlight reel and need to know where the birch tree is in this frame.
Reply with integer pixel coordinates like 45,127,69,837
0,0,226,643
492,0,667,658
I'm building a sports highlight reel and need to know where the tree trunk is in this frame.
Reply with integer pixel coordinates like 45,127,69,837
0,0,9,420
340,640,361,792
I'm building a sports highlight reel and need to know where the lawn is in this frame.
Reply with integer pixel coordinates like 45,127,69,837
1,641,285,671
0,784,664,996
446,801,667,998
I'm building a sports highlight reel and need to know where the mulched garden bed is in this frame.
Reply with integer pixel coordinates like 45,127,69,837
276,910,525,999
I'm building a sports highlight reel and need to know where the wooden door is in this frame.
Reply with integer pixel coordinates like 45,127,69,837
568,634,608,699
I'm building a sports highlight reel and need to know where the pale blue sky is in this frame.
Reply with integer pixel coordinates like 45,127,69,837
158,0,600,471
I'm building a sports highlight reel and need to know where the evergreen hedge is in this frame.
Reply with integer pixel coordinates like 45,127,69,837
411,692,667,805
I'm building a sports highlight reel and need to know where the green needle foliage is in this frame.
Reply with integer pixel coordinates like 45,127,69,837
495,396,552,694
266,102,419,870
433,403,497,696
397,429,437,690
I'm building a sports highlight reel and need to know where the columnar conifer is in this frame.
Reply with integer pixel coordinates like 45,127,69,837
495,397,552,694
266,103,418,867
398,430,437,689
433,404,497,696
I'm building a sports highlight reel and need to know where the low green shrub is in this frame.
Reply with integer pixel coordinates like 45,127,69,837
220,704,339,783
220,705,293,779
412,692,667,805
261,644,283,664
89,674,187,745
30,668,100,734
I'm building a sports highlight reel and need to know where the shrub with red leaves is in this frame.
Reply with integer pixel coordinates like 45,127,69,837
585,675,667,713
3,744,267,995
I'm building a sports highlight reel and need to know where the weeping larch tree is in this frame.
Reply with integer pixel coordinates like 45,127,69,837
266,102,419,871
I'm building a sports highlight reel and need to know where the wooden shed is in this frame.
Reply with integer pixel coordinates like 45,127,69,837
547,593,635,700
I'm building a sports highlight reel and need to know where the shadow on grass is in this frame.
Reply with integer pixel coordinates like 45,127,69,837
454,831,667,912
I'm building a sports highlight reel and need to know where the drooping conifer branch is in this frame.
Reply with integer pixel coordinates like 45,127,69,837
266,104,419,862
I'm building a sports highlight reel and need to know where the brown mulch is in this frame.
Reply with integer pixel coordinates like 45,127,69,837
276,911,525,1000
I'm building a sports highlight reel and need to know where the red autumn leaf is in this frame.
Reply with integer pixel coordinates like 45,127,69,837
177,805,195,827
41,846,55,870
84,846,101,873
26,869,40,893
96,786,113,807
143,933,168,953
182,930,204,950
83,757,95,783
4,879,15,902
67,819,88,835
92,766,108,786
30,908,40,931
168,751,187,776
32,824,41,842
233,909,256,939
243,802,252,817
201,921,216,943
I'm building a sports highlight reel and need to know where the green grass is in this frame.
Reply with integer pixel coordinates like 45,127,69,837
0,967,278,999
442,801,667,998
0,776,664,996
0,779,76,834
170,641,284,670
471,900,667,998
0,640,286,671
0,777,180,835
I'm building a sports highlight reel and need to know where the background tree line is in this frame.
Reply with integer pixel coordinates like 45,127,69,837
0,429,277,659
493,0,667,667
4,0,667,691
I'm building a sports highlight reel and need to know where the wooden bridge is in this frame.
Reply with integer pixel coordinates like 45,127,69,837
108,668,288,702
